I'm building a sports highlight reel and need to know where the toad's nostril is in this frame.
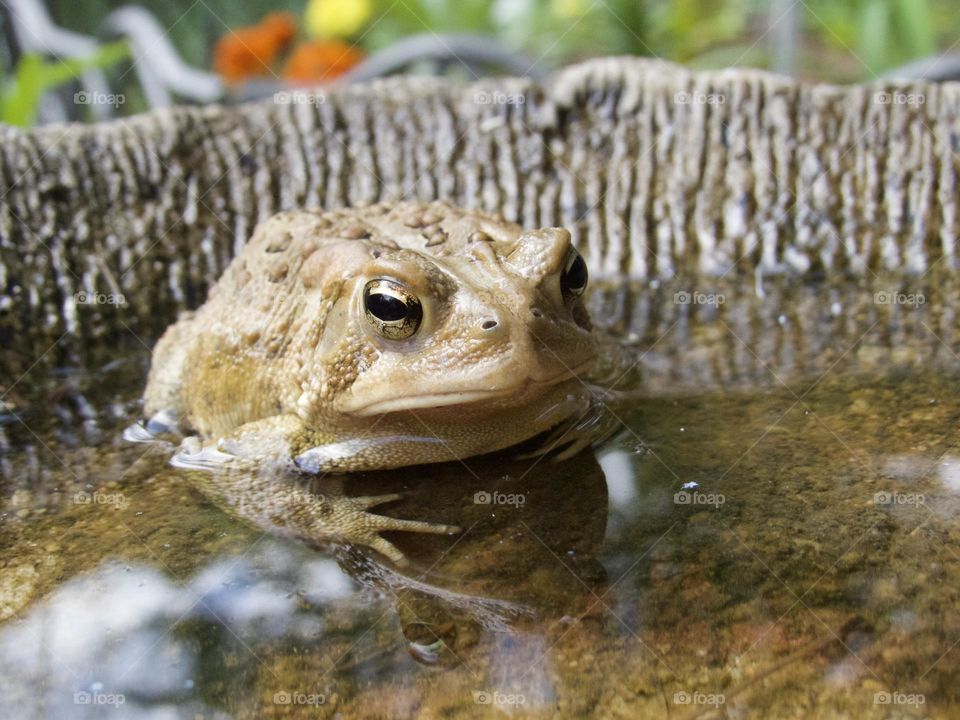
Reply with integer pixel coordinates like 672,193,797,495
481,319,498,330
530,308,543,319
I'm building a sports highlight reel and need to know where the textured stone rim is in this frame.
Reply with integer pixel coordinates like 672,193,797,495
1,57,958,356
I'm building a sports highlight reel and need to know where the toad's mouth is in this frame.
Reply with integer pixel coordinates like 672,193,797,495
344,362,593,416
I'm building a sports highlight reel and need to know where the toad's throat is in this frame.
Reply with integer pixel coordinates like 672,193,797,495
343,363,593,417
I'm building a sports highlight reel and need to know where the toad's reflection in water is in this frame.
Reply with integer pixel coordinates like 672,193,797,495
175,435,616,669
328,446,611,669
0,446,616,718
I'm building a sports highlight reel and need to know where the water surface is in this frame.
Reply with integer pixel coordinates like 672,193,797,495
1,280,958,719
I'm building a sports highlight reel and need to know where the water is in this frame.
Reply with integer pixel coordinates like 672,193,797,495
1,281,958,718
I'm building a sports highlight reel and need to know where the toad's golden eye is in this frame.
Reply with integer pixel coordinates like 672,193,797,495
560,248,588,298
363,279,423,340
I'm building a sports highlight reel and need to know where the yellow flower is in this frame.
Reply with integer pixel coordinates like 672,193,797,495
305,0,374,39
551,0,588,19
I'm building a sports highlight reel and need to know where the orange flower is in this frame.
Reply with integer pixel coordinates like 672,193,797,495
260,12,297,47
214,12,298,84
282,40,365,83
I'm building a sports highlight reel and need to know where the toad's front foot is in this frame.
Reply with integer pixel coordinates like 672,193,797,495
334,494,461,565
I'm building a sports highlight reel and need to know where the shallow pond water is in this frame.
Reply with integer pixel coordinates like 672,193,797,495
1,280,958,719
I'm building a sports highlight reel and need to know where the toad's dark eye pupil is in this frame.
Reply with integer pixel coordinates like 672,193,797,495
366,292,408,321
363,279,423,340
562,252,588,296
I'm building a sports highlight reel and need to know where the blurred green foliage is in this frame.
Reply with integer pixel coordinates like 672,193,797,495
804,0,941,72
2,0,954,127
40,0,960,81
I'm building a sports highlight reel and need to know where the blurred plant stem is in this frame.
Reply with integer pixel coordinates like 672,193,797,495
0,41,129,127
